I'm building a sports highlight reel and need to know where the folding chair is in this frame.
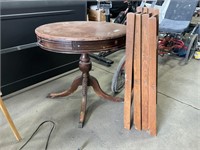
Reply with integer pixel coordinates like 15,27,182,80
159,0,198,33
140,0,157,8
158,0,199,64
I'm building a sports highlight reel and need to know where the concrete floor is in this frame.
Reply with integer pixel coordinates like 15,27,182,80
0,50,199,150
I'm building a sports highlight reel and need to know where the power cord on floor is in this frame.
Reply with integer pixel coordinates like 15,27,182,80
19,120,55,150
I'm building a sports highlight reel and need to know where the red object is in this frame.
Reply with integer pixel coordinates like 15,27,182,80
158,35,187,56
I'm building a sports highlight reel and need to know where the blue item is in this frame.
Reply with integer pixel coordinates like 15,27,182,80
159,0,198,33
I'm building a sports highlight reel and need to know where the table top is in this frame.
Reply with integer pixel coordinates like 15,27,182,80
35,21,126,53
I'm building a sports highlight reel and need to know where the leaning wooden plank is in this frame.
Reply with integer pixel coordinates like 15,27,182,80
141,14,150,130
143,7,149,14
136,7,143,13
148,16,157,136
148,8,159,16
133,14,142,131
0,97,22,141
148,8,159,34
124,13,135,130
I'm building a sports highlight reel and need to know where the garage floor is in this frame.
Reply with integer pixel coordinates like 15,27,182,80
0,50,199,150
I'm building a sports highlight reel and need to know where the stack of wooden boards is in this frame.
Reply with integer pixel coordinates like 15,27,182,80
124,7,159,136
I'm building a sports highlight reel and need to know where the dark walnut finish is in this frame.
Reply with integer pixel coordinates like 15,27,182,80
35,21,126,127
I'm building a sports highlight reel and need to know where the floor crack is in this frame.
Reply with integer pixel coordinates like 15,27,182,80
158,91,200,110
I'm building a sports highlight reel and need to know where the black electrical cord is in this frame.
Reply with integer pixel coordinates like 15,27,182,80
19,120,55,150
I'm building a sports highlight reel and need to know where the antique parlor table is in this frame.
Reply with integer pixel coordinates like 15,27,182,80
35,21,126,127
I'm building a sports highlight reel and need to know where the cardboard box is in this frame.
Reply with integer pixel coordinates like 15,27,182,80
88,7,106,22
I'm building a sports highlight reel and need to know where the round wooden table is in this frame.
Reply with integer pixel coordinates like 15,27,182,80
35,21,126,127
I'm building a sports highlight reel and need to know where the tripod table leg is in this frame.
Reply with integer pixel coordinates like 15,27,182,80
78,73,88,128
90,76,123,102
48,76,82,98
